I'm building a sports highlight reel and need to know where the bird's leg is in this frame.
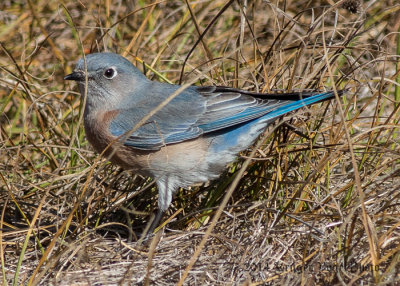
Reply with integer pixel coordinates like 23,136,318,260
149,209,164,233
140,209,164,240
141,178,170,239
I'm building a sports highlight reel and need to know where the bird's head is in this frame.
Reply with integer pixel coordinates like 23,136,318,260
65,52,149,109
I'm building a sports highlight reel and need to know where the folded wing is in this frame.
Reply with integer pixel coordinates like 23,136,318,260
109,84,339,150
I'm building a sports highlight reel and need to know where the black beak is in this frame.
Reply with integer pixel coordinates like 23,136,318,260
64,71,85,81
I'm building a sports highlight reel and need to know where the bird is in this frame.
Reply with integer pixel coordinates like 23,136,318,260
65,52,343,232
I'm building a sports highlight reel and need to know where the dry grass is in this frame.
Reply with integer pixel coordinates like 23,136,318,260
1,0,400,285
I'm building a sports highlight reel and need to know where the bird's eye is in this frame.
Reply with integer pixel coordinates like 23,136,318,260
104,68,117,79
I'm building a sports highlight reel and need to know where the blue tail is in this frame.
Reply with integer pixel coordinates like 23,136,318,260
208,90,342,153
258,90,341,123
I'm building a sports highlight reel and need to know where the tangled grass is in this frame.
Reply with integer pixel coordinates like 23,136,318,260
1,0,399,284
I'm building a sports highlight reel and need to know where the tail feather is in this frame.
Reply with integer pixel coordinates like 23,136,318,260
257,90,344,123
214,86,345,101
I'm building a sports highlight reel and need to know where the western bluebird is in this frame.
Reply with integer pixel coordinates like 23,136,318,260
65,52,343,231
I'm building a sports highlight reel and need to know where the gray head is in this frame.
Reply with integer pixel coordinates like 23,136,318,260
65,53,149,109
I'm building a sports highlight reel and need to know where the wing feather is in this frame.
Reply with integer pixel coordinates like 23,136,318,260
109,83,338,150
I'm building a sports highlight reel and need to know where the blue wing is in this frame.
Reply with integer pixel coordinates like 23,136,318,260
109,83,340,150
